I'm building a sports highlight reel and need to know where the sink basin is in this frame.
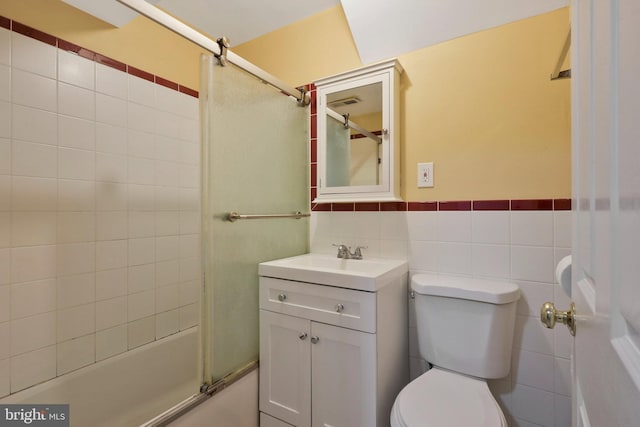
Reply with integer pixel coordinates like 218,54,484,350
258,253,408,292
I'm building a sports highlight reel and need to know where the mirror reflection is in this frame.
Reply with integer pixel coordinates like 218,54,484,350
325,82,382,187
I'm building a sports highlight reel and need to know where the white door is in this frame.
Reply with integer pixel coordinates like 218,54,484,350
259,311,311,427
310,322,377,427
571,0,640,425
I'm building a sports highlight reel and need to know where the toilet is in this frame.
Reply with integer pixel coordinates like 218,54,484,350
391,274,520,427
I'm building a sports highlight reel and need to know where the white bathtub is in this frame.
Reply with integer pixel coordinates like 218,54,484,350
1,328,200,427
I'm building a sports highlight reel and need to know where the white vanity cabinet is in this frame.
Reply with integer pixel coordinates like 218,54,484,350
258,271,408,427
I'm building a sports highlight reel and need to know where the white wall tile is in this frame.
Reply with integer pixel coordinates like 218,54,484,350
0,64,10,102
437,242,472,275
514,315,554,355
472,211,510,244
155,110,180,139
127,316,154,349
511,211,553,246
11,33,56,78
57,303,94,342
10,345,56,393
128,157,155,185
128,290,155,321
0,322,9,359
379,211,407,240
96,268,127,301
155,261,179,288
555,394,571,427
96,239,127,271
155,135,181,162
516,281,554,316
128,237,155,266
96,211,127,241
179,304,198,330
58,50,94,90
59,115,95,150
180,188,199,212
128,75,156,107
58,147,95,180
11,279,56,320
0,286,9,323
96,152,127,183
96,63,127,99
554,356,571,396
129,211,155,238
179,234,199,260
179,257,200,282
0,28,10,66
57,273,95,309
0,252,9,285
406,211,437,241
0,358,8,398
59,82,95,120
554,211,572,248
128,129,155,159
511,383,555,427
511,348,555,392
179,141,200,166
471,244,510,279
96,324,127,361
128,184,155,211
128,102,155,134
156,160,180,187
156,309,179,339
57,334,94,375
96,296,127,331
511,245,554,283
180,280,199,306
96,123,127,154
11,311,56,355
156,236,179,262
96,93,127,127
156,284,180,313
13,104,57,145
0,212,8,248
127,264,155,294
11,211,57,246
0,102,9,141
179,164,199,189
96,182,127,211
11,245,56,283
12,69,56,112
57,242,95,276
159,212,181,236
12,140,57,178
57,212,95,243
0,139,9,175
58,179,95,211
437,211,472,242
408,240,438,272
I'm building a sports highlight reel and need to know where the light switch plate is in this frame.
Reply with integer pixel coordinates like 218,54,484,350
417,162,434,188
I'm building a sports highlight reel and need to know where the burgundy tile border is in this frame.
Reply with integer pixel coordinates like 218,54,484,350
310,115,317,139
438,201,472,211
0,16,10,30
408,201,437,211
355,202,380,211
310,163,317,187
312,203,331,212
332,203,355,212
12,21,56,46
310,187,317,202
554,199,571,210
95,53,127,72
1,15,198,98
473,200,510,211
310,139,317,163
511,199,553,210
380,202,407,211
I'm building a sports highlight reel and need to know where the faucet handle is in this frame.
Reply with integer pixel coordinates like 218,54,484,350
332,243,350,258
352,246,367,259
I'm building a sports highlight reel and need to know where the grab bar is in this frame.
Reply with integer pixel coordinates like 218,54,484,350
226,211,310,222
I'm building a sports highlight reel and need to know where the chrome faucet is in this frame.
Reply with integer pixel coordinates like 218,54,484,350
332,244,367,260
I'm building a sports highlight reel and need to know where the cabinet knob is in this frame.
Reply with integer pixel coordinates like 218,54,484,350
310,336,320,344
335,303,345,313
277,293,287,302
299,332,308,340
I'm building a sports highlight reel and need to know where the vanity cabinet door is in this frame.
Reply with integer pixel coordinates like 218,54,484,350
310,322,377,427
260,310,311,427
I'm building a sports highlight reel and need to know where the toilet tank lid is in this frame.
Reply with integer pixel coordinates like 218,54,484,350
411,274,520,304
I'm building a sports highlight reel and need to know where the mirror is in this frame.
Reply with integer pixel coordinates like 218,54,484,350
315,59,402,202
325,82,382,187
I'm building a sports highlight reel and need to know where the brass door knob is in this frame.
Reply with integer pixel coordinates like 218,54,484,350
540,302,576,336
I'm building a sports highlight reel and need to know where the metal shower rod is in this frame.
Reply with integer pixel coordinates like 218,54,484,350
117,0,310,105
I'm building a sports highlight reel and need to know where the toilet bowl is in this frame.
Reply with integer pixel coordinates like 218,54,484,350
390,368,506,427
391,274,519,427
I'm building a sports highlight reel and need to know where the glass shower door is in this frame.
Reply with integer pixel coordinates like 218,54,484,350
201,56,309,381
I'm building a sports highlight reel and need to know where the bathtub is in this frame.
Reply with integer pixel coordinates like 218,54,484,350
1,328,200,427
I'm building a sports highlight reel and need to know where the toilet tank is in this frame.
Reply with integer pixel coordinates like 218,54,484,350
412,274,520,379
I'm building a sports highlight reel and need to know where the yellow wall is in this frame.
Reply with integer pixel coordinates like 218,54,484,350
0,0,205,90
236,6,571,200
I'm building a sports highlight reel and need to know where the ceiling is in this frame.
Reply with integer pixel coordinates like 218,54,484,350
63,0,568,64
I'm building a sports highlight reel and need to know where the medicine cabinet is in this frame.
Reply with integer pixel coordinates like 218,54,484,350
315,59,403,202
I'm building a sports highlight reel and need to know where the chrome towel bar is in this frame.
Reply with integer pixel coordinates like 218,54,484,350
226,211,310,222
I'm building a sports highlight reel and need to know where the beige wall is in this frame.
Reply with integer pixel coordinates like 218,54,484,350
0,0,205,90
236,6,571,200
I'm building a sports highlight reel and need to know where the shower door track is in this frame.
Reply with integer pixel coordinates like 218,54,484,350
140,360,259,427
117,0,310,106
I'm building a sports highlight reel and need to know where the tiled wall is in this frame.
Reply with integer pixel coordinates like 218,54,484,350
308,85,572,426
0,19,201,397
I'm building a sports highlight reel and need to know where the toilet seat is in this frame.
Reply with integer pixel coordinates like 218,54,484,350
391,368,507,427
